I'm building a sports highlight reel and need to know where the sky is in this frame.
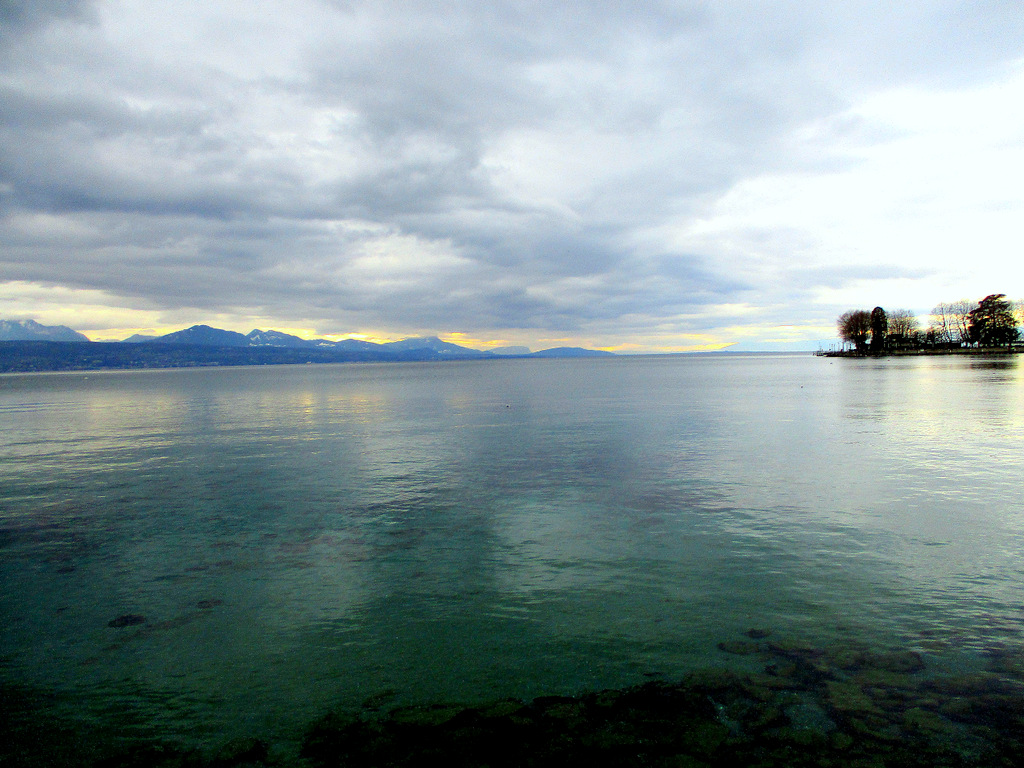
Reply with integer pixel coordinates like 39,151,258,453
1,1,1023,352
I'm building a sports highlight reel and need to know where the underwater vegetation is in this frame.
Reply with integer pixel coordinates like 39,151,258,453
294,632,1024,768
6,630,1024,767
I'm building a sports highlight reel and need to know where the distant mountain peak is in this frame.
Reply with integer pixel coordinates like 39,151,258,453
151,325,250,346
0,318,90,342
382,336,482,355
245,329,313,347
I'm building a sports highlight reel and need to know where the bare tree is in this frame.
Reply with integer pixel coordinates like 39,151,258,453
837,309,872,352
947,299,975,345
886,309,920,343
929,303,954,344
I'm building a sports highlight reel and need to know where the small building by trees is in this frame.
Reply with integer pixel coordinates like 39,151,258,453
886,309,920,348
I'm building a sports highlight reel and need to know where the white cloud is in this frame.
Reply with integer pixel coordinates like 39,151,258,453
663,63,1024,317
2,1,1023,350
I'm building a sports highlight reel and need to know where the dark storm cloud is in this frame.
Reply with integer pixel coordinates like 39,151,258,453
1,1,1023,344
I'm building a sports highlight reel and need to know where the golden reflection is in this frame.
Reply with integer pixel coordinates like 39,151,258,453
246,387,392,425
840,355,1024,443
323,390,390,420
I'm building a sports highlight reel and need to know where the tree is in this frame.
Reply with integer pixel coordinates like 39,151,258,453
928,303,954,344
837,309,872,352
967,294,1019,347
886,309,920,345
870,307,887,352
947,299,974,345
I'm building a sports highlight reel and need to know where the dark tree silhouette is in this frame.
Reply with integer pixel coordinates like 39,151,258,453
838,309,872,352
968,294,1019,347
839,293,1021,354
870,307,887,352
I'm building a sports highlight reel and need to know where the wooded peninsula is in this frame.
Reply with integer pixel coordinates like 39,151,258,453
824,293,1023,356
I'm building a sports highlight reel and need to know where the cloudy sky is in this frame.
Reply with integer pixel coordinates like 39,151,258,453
1,1,1022,351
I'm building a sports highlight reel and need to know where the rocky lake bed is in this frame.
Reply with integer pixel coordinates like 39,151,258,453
6,630,1024,767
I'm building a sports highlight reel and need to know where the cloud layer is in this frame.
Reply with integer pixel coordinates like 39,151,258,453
2,1,1023,349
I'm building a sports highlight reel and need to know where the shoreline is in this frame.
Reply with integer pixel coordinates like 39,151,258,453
817,346,1023,358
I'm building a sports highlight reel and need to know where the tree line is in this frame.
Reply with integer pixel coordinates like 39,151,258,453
837,294,1022,353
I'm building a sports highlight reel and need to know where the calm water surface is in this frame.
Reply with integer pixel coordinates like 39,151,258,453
1,354,1023,750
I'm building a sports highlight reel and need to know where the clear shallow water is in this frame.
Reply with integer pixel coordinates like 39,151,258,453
1,353,1023,751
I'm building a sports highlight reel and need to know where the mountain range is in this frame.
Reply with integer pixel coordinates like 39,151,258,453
0,321,613,372
150,325,496,356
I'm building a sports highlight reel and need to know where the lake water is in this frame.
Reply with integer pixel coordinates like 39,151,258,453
2,353,1023,759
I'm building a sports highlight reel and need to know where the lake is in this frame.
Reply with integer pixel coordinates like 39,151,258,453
2,353,1023,763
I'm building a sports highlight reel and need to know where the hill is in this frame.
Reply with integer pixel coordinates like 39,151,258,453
0,319,90,342
152,325,251,347
529,347,615,358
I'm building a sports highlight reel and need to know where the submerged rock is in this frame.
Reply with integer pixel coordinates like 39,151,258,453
717,640,761,655
902,707,953,735
825,680,884,716
474,697,526,719
826,646,871,670
986,646,1024,677
211,736,270,765
766,638,820,658
360,689,398,711
56,632,1024,767
388,703,464,727
868,650,926,674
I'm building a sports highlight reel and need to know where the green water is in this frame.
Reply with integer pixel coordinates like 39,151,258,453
1,354,1023,757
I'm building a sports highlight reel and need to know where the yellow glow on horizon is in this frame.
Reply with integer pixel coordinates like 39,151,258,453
84,327,179,341
441,332,489,348
441,332,534,350
319,332,396,345
606,341,738,353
